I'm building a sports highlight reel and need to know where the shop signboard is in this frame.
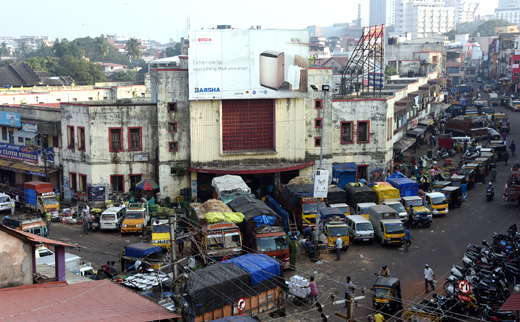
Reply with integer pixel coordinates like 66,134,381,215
88,186,106,202
0,142,38,163
0,112,21,128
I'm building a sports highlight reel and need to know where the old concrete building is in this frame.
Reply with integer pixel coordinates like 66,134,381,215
386,42,445,77
60,101,158,200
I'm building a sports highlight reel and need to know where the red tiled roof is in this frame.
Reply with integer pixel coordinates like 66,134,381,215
0,224,82,248
501,293,520,310
0,280,181,321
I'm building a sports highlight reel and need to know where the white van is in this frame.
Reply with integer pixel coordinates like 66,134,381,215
0,193,12,212
345,215,375,243
100,207,126,230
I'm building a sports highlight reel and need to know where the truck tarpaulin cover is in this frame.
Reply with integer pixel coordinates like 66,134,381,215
212,175,252,197
283,184,315,207
253,215,276,226
327,186,347,204
264,195,289,232
371,185,401,203
344,184,377,206
224,254,281,285
124,243,162,258
386,178,419,197
319,207,346,221
227,196,280,222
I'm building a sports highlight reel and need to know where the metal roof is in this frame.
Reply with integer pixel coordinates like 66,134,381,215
0,224,82,248
501,293,520,310
0,280,181,321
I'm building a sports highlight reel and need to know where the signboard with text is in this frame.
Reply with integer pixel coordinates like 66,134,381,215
88,186,106,202
188,29,309,100
0,112,21,128
22,123,37,132
0,143,38,163
314,170,329,198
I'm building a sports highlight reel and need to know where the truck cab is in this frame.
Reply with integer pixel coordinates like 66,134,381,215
355,202,377,220
3,215,48,237
329,203,351,216
424,192,449,215
0,193,12,212
100,206,126,230
24,181,59,216
121,203,149,234
382,201,407,222
151,224,171,249
300,197,326,226
320,207,349,251
401,196,432,219
368,205,404,246
504,167,520,204
251,226,290,269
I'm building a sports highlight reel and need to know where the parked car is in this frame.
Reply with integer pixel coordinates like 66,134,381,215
476,77,482,83
487,128,501,140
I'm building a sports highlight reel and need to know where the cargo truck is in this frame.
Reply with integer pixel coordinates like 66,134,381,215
368,205,404,247
319,207,349,251
3,214,48,237
23,181,59,217
371,184,401,205
189,203,243,266
444,115,488,139
120,203,149,234
278,184,325,230
344,184,377,216
227,196,290,269
212,175,253,204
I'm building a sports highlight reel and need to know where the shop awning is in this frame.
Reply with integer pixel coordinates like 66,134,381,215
418,119,434,127
407,127,427,138
187,161,314,175
393,137,416,152
0,159,57,177
12,131,38,139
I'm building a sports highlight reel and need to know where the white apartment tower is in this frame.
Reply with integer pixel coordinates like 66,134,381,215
495,0,520,24
369,0,395,26
444,0,475,23
395,0,456,39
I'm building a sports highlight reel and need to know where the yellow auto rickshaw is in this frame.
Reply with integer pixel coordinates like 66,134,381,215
458,168,476,188
442,186,463,208
433,181,452,192
450,174,467,187
372,277,402,315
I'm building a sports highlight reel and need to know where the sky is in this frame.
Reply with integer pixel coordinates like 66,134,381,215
3,0,499,44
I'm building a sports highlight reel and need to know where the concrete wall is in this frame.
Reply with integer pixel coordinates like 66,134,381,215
0,231,32,288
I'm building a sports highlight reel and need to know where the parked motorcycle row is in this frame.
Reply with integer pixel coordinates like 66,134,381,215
410,229,519,321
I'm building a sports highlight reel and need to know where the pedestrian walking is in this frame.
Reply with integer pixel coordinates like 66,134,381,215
404,228,414,252
82,213,90,235
407,205,414,229
374,312,385,322
503,131,508,141
430,167,435,178
336,234,343,260
177,234,185,255
308,276,318,305
505,151,510,166
491,168,497,183
344,276,354,307
464,141,468,153
9,198,15,216
298,236,306,255
45,211,52,233
461,182,467,201
510,141,516,156
424,264,435,293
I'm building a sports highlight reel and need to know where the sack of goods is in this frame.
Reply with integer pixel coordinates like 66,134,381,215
289,275,311,297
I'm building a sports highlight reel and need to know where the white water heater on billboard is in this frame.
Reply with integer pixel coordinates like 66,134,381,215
259,50,285,90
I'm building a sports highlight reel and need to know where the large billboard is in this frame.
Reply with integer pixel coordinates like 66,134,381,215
188,29,309,100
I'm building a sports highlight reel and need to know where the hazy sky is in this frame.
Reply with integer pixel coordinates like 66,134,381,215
3,0,499,43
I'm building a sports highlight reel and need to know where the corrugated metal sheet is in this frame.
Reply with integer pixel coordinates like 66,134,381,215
190,98,305,164
0,280,181,321
0,224,81,248
501,293,520,310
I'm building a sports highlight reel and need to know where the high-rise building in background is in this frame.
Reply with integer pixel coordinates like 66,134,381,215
395,0,456,39
444,0,476,23
369,0,395,26
494,0,520,24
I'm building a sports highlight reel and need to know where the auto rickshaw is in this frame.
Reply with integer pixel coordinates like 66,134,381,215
442,186,463,208
458,168,476,188
493,144,507,161
372,277,402,314
474,156,492,175
464,163,485,182
480,151,495,163
496,120,510,133
432,181,451,192
450,174,467,187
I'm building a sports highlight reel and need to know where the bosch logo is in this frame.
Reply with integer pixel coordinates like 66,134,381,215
195,87,221,93
198,38,212,42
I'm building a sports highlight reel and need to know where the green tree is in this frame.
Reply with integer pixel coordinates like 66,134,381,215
443,29,456,41
472,19,511,37
125,38,142,80
0,59,15,67
94,35,110,65
53,38,85,59
0,42,10,56
19,42,31,59
111,70,136,81
28,42,55,58
165,43,182,57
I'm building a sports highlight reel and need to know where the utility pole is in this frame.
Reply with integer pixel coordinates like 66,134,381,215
42,134,49,182
168,211,181,311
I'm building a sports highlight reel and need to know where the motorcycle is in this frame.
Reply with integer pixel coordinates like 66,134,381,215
486,187,494,201
410,213,432,228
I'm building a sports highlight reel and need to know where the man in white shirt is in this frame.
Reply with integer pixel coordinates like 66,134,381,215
424,264,435,293
344,276,354,307
336,234,343,261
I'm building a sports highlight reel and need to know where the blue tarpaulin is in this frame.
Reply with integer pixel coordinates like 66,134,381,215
333,163,357,189
253,215,276,226
386,177,419,197
389,172,407,179
265,195,289,232
319,207,346,221
125,243,162,258
224,253,280,285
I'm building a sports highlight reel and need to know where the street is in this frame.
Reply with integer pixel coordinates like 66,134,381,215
4,79,518,322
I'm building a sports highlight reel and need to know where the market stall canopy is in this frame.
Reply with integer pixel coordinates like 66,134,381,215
134,179,159,191
418,119,434,127
407,127,427,138
393,137,416,152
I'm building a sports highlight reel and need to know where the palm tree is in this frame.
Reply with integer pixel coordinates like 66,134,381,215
125,38,142,80
0,42,9,56
19,42,31,59
94,35,110,65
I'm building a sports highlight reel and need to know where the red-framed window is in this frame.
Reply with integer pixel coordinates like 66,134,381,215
315,118,322,128
168,102,177,113
69,172,77,191
169,141,178,152
77,127,85,151
315,99,323,109
67,126,75,149
168,122,177,132
110,175,125,192
357,120,370,143
129,174,143,190
128,127,142,151
340,121,354,144
79,174,87,192
109,127,123,152
314,137,321,147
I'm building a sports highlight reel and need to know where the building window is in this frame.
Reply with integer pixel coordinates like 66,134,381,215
514,60,520,65
315,99,323,109
79,174,87,192
88,97,93,101
341,121,354,144
69,172,77,191
168,122,177,132
515,72,519,77
129,174,142,190
1,127,6,141
168,102,177,113
315,137,322,147
56,98,61,102
72,98,77,101
17,137,24,144
67,126,75,149
109,128,123,152
128,127,142,151
222,99,274,152
77,127,85,151
103,96,108,100
315,118,322,128
111,175,124,192
169,141,178,152
357,121,370,143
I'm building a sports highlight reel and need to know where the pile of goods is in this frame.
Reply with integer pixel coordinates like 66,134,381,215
288,275,311,298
